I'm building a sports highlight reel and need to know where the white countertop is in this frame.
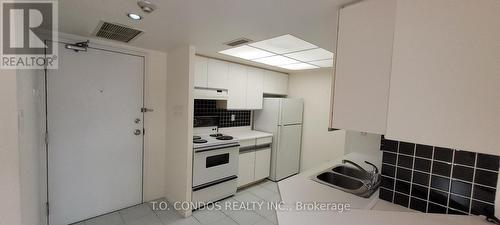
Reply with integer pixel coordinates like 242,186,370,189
277,153,490,225
219,127,273,141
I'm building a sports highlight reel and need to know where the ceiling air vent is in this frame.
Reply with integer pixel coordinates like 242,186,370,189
94,21,144,43
225,38,253,47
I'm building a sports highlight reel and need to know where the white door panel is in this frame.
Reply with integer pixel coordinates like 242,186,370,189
275,125,302,180
245,67,264,109
207,58,228,89
227,64,247,109
238,151,255,187
194,56,208,88
48,43,143,225
280,99,303,125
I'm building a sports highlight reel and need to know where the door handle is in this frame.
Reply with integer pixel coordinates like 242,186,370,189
134,129,142,135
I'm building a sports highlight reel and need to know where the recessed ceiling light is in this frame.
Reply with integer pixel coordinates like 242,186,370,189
219,45,275,60
249,34,317,54
252,55,299,66
284,48,334,62
308,59,334,68
279,63,319,70
127,13,142,20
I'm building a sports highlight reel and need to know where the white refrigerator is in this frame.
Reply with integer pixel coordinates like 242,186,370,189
254,98,303,181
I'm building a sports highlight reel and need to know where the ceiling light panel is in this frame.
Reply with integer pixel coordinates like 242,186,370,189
284,48,334,62
249,34,317,54
309,59,334,67
252,55,299,66
279,63,319,70
219,45,275,60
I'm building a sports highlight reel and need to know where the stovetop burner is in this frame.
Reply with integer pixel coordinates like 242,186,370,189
209,133,224,137
193,139,208,144
216,136,234,140
193,136,201,140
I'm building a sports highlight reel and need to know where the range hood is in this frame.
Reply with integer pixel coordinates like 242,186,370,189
194,88,228,100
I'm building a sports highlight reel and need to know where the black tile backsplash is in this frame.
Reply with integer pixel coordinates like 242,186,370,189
379,136,499,216
194,100,251,128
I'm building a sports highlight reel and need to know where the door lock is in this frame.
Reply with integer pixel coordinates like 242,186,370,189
134,129,142,135
134,118,141,124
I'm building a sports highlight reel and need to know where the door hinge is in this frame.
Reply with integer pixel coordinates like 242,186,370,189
46,202,49,215
143,128,146,135
141,107,154,113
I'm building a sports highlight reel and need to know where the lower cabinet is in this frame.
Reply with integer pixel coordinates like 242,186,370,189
238,150,256,187
237,137,272,187
254,148,271,181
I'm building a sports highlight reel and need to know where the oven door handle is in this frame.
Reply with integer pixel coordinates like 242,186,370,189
192,175,238,191
194,143,240,153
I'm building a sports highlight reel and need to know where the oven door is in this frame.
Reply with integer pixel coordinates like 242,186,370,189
193,144,239,187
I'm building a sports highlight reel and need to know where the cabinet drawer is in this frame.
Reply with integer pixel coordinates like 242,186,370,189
239,139,256,149
256,137,272,145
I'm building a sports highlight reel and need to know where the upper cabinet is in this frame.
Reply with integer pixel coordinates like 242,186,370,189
194,55,284,110
194,56,228,90
194,56,208,88
227,63,247,109
332,0,500,155
385,0,500,156
263,71,288,96
227,64,264,110
246,67,264,109
207,58,228,89
332,0,396,134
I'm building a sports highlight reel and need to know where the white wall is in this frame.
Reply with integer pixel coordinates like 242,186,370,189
143,50,168,202
165,45,195,217
288,69,346,171
0,70,22,225
344,131,382,164
16,69,46,225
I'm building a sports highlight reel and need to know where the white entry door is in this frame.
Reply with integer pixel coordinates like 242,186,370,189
47,42,144,225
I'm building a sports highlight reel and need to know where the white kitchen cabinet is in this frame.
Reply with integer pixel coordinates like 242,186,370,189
237,137,272,187
238,150,255,187
207,58,229,89
331,0,396,134
227,63,247,109
194,56,208,88
386,0,500,155
263,71,288,95
245,67,264,109
254,148,271,181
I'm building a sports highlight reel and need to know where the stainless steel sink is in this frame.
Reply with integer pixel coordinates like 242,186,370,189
311,162,381,198
316,172,364,190
331,165,370,180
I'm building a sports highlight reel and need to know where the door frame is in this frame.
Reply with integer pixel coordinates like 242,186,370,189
44,37,147,225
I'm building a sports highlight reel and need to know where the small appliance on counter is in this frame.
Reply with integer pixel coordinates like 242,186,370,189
191,116,240,206
254,98,304,181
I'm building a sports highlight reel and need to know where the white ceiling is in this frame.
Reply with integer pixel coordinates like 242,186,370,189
59,0,355,72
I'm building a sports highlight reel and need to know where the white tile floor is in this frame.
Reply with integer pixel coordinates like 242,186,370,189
76,180,281,225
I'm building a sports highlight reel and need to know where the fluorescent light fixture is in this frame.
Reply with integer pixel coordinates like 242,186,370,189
252,55,299,66
249,34,317,54
127,13,142,20
279,63,319,70
284,48,334,62
309,59,334,67
219,45,275,60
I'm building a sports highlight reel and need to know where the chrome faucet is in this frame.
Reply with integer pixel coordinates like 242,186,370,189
342,160,368,173
342,160,380,189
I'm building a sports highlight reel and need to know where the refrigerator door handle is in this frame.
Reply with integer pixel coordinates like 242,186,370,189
282,123,302,126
